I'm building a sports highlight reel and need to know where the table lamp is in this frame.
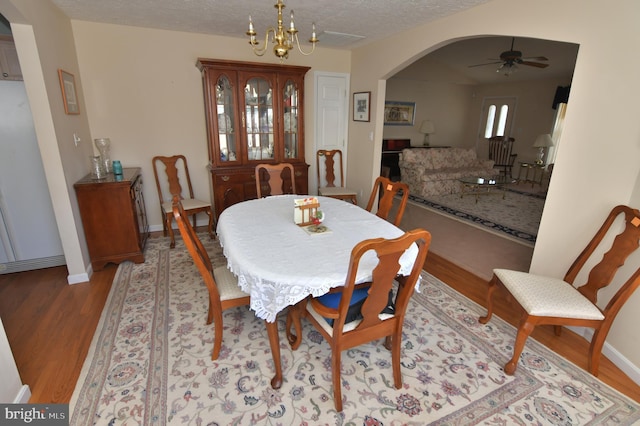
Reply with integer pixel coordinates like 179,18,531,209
420,120,435,146
532,133,553,164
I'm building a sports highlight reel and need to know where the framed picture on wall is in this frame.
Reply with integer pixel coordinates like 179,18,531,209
384,101,415,126
58,69,80,115
353,91,371,122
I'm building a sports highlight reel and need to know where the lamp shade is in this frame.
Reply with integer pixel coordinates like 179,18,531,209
420,120,435,134
532,133,553,148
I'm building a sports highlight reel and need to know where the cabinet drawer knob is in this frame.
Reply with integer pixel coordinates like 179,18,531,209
221,175,230,181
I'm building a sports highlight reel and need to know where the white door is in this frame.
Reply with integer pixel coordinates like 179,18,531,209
476,96,518,152
314,72,349,191
0,80,64,272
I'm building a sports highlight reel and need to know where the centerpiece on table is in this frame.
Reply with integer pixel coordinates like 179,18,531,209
294,197,330,234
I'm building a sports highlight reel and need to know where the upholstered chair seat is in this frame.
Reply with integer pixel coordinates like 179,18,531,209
493,269,605,320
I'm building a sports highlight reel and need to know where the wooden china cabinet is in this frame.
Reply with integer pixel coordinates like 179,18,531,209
196,59,310,219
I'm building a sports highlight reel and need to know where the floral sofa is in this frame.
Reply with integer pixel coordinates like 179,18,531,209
398,147,495,197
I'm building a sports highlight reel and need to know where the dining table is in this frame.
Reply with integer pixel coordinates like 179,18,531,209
216,194,420,388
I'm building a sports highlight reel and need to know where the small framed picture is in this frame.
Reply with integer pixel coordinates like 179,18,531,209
384,101,415,126
58,69,80,115
353,91,371,122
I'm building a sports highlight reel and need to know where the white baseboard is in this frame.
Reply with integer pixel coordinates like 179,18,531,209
0,255,65,274
567,326,640,387
148,224,164,233
67,272,90,285
13,385,31,403
67,263,92,285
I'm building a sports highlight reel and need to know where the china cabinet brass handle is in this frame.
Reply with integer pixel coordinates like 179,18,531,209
295,171,302,177
221,176,230,182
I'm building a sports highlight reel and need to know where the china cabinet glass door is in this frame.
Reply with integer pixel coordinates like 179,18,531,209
215,75,237,162
244,77,274,161
283,79,300,160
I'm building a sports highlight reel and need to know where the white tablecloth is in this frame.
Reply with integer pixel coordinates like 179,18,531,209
216,195,419,322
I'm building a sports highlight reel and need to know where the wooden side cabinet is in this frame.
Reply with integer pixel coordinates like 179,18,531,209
74,168,149,271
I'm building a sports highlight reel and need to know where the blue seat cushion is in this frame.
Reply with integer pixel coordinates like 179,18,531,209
315,287,395,325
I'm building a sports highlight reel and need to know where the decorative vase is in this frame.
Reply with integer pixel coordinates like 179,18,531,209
94,138,112,173
90,155,106,179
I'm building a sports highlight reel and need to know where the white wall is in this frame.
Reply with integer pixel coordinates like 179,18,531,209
0,318,29,403
346,0,640,375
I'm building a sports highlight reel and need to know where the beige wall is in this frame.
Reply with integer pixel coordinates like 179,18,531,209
383,73,570,161
469,77,570,163
71,21,350,230
347,0,640,377
383,78,474,148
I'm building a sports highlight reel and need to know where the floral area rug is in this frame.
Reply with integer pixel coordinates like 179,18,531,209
409,187,545,246
69,235,640,425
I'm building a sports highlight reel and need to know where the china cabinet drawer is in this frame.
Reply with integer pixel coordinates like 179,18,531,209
210,165,308,219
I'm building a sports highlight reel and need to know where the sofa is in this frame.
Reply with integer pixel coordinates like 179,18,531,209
398,147,495,198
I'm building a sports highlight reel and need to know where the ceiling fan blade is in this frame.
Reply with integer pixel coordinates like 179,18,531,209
468,61,503,68
521,56,548,61
520,61,549,68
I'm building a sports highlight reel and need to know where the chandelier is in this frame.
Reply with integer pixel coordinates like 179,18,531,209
246,0,318,60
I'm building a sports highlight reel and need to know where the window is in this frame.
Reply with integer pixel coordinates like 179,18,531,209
484,103,509,137
484,105,496,138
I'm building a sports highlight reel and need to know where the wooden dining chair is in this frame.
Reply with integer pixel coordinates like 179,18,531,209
152,155,214,248
172,196,250,360
316,149,357,204
366,176,409,226
289,228,431,411
479,204,640,376
255,163,296,198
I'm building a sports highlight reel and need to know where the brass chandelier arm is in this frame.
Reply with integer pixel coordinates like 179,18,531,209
247,27,275,57
291,32,317,56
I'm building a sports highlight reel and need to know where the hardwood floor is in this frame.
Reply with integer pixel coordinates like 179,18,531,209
0,263,117,403
0,247,639,404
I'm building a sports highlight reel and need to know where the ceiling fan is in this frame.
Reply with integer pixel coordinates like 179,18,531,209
469,37,549,74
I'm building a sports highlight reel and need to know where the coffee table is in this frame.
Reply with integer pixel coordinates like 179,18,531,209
458,176,509,202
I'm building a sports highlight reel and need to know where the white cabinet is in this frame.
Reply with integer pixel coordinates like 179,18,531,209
0,37,22,81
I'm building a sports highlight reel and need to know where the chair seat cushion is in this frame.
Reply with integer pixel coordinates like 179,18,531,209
319,187,357,197
162,198,211,213
311,288,396,333
308,299,394,335
493,269,605,320
213,266,250,301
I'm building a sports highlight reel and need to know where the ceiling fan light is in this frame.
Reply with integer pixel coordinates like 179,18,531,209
498,63,518,76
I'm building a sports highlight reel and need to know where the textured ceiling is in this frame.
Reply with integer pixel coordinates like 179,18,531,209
49,0,491,49
46,0,578,83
